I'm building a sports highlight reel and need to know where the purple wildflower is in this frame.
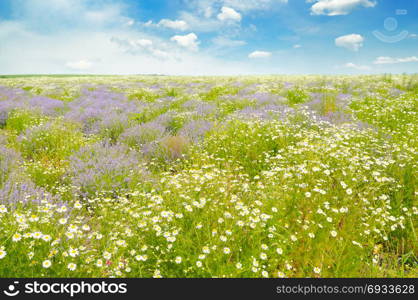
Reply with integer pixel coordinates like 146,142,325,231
0,179,63,208
68,141,145,197
119,121,167,147
178,120,213,142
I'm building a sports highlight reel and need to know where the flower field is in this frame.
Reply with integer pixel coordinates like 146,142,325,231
0,75,416,278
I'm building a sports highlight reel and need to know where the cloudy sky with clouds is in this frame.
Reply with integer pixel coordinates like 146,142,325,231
0,0,417,75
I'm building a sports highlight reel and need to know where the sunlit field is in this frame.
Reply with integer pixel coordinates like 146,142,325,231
0,75,416,278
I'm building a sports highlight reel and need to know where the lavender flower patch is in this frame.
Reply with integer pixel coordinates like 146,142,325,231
182,100,216,116
64,88,141,135
119,121,167,148
0,179,63,208
178,119,213,142
0,87,64,126
67,141,146,197
0,145,20,186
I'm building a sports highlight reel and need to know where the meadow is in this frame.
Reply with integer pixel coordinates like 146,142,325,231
0,74,416,278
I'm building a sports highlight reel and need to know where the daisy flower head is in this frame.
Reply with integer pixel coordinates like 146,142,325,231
67,263,77,271
0,247,6,259
42,260,52,268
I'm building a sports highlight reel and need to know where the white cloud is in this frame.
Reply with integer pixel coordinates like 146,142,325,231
408,33,418,39
344,62,370,70
217,7,242,22
309,0,377,16
212,36,246,47
0,25,256,75
135,39,153,47
142,19,189,31
110,37,153,51
335,34,364,51
204,7,213,18
187,0,288,14
223,0,288,12
170,33,199,51
84,8,120,24
179,1,280,32
0,1,261,75
110,36,172,60
293,44,301,48
150,49,171,60
178,11,223,32
66,59,93,70
248,50,272,58
158,19,189,31
373,56,418,64
125,19,135,26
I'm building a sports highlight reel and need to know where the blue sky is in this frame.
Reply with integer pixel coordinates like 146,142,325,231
0,0,417,75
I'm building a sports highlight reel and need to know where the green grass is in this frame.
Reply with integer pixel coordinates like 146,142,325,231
0,75,416,278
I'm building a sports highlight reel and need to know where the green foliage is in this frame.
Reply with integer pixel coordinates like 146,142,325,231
5,109,44,134
200,85,240,101
22,86,43,94
132,106,169,124
23,160,67,189
18,120,87,161
286,86,309,105
201,120,289,176
163,87,183,97
127,89,160,103
99,120,127,144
